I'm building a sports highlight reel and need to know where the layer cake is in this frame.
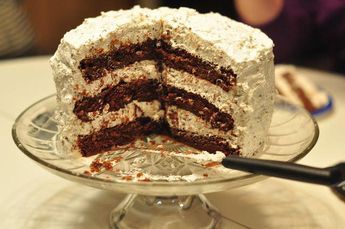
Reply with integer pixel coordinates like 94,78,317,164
50,6,275,158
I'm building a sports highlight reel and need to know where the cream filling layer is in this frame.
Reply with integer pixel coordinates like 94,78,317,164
166,106,238,147
163,67,235,114
75,60,160,97
71,100,163,136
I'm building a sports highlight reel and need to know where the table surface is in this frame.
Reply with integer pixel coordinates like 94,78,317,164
0,56,344,228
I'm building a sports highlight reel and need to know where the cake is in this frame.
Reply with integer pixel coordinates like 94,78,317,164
275,65,329,113
50,6,275,158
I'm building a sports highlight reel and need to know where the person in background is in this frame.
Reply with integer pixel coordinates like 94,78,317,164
235,0,345,74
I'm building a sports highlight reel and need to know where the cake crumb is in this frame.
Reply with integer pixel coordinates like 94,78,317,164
140,177,151,182
83,170,92,175
204,161,220,168
122,175,133,181
90,160,103,173
102,161,113,171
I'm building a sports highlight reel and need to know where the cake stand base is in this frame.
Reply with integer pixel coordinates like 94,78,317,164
110,194,222,229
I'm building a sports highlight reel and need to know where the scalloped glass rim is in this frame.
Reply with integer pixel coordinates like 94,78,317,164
12,94,319,194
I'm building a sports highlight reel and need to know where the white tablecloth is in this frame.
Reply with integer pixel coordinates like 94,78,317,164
0,56,344,228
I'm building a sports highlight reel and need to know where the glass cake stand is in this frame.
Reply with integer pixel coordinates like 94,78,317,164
12,95,319,229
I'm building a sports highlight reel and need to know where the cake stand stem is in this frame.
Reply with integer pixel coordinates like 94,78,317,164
109,194,222,229
109,194,137,228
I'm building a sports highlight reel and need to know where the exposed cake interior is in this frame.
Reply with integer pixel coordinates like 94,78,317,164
78,39,236,91
73,38,238,156
51,7,275,158
78,117,164,157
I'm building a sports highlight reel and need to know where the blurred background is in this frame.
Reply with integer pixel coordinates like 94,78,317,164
1,0,238,56
1,0,345,74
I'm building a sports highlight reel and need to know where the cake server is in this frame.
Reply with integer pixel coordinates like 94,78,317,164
222,156,345,199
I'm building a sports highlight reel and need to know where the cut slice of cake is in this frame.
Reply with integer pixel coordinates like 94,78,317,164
50,6,275,158
275,65,329,114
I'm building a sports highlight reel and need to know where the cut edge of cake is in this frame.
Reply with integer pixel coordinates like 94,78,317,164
50,6,275,158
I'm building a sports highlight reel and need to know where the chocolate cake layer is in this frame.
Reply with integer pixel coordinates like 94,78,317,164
79,39,157,82
161,86,234,131
157,40,236,91
170,128,239,156
74,79,160,121
78,117,163,157
78,39,236,91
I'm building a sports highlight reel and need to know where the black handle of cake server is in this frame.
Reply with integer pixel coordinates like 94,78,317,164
221,156,345,187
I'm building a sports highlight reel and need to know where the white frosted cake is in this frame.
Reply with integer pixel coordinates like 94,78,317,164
50,6,275,158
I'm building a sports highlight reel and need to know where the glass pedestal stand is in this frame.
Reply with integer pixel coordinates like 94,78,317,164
12,95,319,229
110,194,222,229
